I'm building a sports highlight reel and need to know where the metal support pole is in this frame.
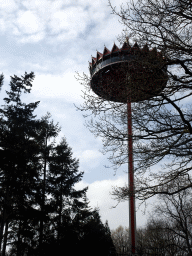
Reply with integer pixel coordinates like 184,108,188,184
127,101,136,254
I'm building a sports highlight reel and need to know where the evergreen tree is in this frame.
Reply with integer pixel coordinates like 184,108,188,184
45,138,88,254
0,72,45,255
104,220,116,255
0,72,114,256
80,209,116,256
35,113,60,255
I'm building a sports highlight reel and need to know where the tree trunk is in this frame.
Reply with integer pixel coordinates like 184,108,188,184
57,182,63,242
17,220,21,256
2,221,8,256
39,162,46,255
1,183,10,255
0,210,5,254
39,135,48,255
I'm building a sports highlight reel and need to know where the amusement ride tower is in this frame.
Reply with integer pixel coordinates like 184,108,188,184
89,40,167,254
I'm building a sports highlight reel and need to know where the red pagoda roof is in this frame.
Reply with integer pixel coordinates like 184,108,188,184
96,51,103,62
111,43,119,53
90,40,164,72
131,42,140,54
103,46,111,56
121,41,131,51
150,47,157,56
142,44,149,53
92,57,96,66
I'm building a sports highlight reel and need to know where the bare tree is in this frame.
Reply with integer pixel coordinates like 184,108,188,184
76,0,192,202
111,225,130,254
135,186,192,255
152,187,192,255
111,185,192,255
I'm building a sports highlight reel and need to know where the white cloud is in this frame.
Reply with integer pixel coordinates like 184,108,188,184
0,19,6,33
21,0,63,11
0,0,18,13
49,7,88,37
77,0,105,9
16,10,44,35
80,149,103,162
87,178,126,207
75,176,151,230
19,32,46,43
0,0,126,45
95,15,126,45
32,73,84,103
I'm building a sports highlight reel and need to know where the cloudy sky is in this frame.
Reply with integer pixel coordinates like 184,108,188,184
0,0,152,230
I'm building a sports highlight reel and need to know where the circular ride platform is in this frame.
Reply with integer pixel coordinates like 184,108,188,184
89,41,167,103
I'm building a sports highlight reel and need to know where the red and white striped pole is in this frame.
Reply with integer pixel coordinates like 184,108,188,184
127,100,136,254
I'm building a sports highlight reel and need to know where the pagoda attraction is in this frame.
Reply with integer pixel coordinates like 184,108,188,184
89,39,167,254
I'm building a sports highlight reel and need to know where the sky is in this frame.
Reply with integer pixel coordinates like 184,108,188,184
0,0,153,231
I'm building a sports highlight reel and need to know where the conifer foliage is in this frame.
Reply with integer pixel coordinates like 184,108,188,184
0,72,115,256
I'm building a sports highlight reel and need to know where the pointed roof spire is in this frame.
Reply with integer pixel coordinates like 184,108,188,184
132,42,140,54
96,51,103,62
111,43,119,54
121,40,131,51
92,56,96,66
151,47,157,53
142,44,149,53
157,50,163,58
103,46,111,57
150,47,157,57
132,42,140,49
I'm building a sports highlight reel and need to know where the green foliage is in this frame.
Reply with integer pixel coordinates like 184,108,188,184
0,72,115,256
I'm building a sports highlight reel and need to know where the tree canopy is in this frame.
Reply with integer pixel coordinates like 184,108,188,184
0,72,115,256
